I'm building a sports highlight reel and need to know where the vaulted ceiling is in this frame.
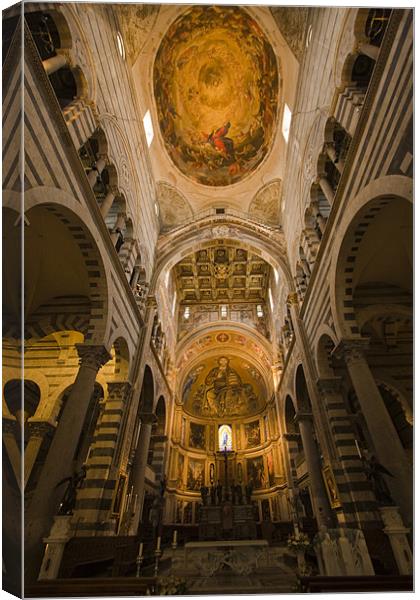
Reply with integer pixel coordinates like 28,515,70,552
153,6,279,187
129,4,302,226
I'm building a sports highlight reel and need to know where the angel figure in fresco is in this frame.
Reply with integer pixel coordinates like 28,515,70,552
205,122,235,160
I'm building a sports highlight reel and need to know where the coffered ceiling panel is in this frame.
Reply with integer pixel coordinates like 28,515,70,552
173,245,271,305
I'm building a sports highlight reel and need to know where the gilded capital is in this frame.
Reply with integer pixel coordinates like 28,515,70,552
76,344,111,371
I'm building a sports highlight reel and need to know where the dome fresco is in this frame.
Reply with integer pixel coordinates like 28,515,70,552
153,6,279,187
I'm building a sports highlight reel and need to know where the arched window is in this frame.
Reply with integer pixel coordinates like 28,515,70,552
218,424,232,451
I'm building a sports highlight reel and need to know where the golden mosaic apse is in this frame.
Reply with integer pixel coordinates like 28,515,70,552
153,6,279,186
181,355,266,419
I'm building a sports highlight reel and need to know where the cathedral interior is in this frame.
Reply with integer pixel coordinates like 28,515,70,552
2,3,414,597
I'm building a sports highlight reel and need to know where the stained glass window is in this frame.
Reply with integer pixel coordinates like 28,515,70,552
219,424,232,451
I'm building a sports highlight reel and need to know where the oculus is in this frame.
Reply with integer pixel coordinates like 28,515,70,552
154,6,279,186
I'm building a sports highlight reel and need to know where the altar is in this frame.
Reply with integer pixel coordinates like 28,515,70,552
179,539,269,576
198,502,257,540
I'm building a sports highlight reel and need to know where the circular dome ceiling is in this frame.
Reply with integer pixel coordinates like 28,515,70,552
153,6,279,187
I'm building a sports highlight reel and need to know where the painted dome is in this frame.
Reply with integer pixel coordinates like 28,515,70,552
153,6,279,187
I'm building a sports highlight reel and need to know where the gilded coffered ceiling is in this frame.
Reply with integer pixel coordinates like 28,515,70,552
153,6,279,187
174,245,270,305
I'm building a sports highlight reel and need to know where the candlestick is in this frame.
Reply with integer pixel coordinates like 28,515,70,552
156,536,161,551
172,529,177,550
154,548,162,577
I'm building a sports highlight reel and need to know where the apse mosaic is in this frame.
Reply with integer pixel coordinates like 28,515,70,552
182,355,265,419
153,6,279,186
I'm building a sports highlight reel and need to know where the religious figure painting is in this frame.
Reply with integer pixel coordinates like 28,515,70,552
177,453,184,486
189,422,206,449
183,356,264,418
245,420,261,448
246,456,265,489
153,6,279,186
267,451,275,486
186,458,205,491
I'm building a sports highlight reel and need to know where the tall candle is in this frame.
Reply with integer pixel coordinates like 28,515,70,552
173,530,177,544
138,542,143,557
156,536,161,551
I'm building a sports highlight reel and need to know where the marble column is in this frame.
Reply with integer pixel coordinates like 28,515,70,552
317,377,379,527
110,213,126,246
319,176,335,205
325,144,344,173
87,158,106,187
25,421,55,488
295,412,334,528
24,344,110,582
335,339,412,522
42,53,67,76
100,187,116,218
128,412,157,535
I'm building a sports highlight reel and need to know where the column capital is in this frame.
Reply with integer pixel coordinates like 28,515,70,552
3,417,18,435
146,294,157,308
294,411,313,423
107,185,119,196
107,381,132,399
286,292,299,306
333,338,370,364
317,376,343,394
27,420,56,438
139,412,157,425
76,344,111,371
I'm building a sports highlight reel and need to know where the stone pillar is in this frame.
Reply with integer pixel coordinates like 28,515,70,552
25,421,55,488
110,213,126,246
100,187,116,218
335,340,412,522
317,377,378,528
295,413,333,528
24,344,110,582
128,412,157,535
87,158,106,187
42,53,67,76
325,144,344,173
379,507,413,575
38,516,72,580
319,176,335,205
